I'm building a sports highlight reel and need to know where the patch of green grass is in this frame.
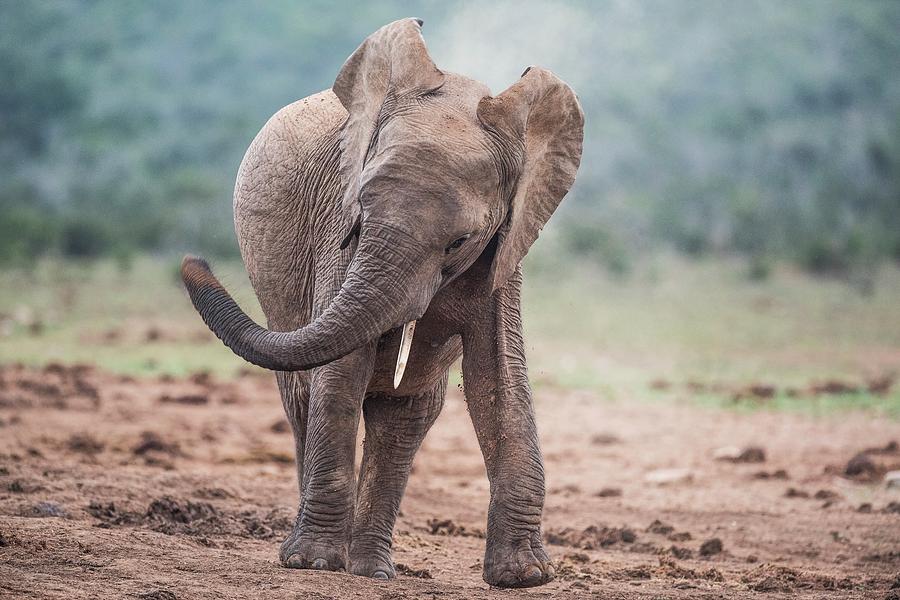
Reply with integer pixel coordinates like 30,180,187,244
0,257,261,377
0,253,898,416
682,390,900,419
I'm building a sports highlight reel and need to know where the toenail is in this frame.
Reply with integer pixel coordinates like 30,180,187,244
311,558,328,570
372,570,389,580
523,565,542,580
286,555,304,569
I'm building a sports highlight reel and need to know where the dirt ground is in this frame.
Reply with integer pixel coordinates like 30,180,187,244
1,363,898,599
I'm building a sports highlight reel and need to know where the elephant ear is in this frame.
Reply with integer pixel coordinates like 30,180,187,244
477,67,584,293
333,18,444,225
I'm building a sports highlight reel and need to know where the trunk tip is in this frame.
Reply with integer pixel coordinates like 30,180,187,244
181,254,214,287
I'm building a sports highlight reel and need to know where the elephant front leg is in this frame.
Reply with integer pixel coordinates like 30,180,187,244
349,377,446,579
461,268,553,588
280,344,375,571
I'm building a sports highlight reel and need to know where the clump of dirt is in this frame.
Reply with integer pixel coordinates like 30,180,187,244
740,563,854,592
785,487,810,499
545,524,637,549
646,519,674,535
607,556,724,582
843,440,900,482
67,432,105,455
734,446,766,463
159,393,208,406
132,431,182,457
426,518,484,538
589,432,621,445
699,537,724,556
752,469,789,480
733,384,776,401
21,501,68,518
232,446,294,465
0,363,100,410
88,495,291,541
679,374,896,403
7,479,44,493
138,590,177,600
193,487,235,500
594,487,622,497
146,496,219,533
188,371,213,387
270,419,290,434
813,489,840,501
646,520,692,543
810,380,860,395
395,563,433,579
88,501,142,527
669,545,693,559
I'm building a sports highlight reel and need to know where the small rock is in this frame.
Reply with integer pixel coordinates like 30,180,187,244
735,447,766,463
712,446,742,461
644,468,693,486
595,487,622,498
590,432,621,445
646,519,675,535
845,452,879,479
699,538,723,556
884,470,900,489
715,446,765,463
814,489,840,501
270,420,290,434
784,487,810,499
857,503,873,513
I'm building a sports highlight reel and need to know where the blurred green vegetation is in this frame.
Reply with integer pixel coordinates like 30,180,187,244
1,1,899,280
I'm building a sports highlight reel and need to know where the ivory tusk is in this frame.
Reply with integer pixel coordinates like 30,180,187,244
393,320,416,389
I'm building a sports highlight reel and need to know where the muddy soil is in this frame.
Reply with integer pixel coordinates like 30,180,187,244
1,363,898,599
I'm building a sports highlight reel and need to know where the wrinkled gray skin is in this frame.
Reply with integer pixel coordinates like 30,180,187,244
181,19,583,588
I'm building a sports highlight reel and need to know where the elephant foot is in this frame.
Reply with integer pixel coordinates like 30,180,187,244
349,555,395,580
279,529,347,572
483,534,554,588
349,542,395,579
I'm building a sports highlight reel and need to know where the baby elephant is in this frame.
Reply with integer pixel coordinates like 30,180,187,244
182,18,583,588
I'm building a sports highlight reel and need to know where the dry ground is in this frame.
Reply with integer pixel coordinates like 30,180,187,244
1,364,898,599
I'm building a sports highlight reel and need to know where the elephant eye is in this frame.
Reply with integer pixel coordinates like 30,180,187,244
445,234,471,254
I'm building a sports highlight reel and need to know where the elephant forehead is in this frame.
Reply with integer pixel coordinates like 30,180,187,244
364,138,500,193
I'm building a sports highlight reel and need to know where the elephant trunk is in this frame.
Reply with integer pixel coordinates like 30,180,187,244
181,222,430,372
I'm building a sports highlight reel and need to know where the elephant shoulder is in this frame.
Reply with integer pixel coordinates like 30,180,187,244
269,89,347,143
234,89,345,216
233,90,345,327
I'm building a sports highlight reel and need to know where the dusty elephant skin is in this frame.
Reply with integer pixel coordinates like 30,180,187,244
180,18,583,588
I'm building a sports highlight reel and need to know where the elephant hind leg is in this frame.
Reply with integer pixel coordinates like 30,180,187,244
349,374,447,579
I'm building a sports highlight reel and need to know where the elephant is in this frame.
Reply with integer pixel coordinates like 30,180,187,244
181,18,583,588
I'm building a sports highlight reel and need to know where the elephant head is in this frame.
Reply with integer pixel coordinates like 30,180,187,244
182,18,584,375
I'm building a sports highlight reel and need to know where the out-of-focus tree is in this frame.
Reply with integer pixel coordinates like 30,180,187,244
0,0,897,279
